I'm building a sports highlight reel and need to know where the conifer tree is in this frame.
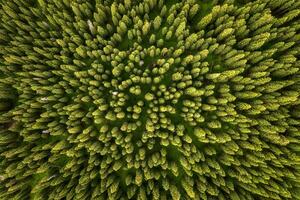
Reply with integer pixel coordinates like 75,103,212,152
0,0,299,200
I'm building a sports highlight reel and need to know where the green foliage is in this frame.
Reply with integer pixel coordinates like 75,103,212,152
0,0,300,200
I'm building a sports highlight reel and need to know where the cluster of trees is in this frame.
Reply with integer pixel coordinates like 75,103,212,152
0,0,299,199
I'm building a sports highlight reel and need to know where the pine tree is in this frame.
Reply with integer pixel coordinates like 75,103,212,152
0,0,299,199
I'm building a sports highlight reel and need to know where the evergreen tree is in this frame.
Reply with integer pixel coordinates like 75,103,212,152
0,0,299,199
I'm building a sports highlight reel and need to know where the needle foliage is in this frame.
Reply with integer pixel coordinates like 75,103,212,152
0,0,300,199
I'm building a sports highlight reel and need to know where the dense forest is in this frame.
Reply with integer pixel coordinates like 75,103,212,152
0,0,299,199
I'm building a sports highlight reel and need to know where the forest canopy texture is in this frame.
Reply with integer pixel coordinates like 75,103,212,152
0,0,300,199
